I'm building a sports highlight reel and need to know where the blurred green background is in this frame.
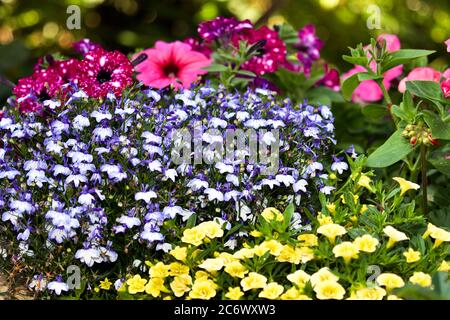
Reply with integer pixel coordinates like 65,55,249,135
0,0,449,102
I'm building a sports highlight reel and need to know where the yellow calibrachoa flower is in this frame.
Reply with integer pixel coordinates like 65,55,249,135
181,227,206,246
359,204,368,214
259,239,284,256
194,271,210,281
313,280,346,300
352,287,386,300
216,252,238,264
225,287,244,300
261,207,283,222
326,202,336,215
126,275,147,294
198,258,224,271
296,246,315,263
189,279,217,300
438,261,450,272
387,295,403,300
170,275,192,298
99,278,112,290
297,234,318,247
277,245,301,264
357,174,373,192
258,282,284,300
376,273,405,291
196,221,224,239
403,248,421,263
422,223,438,239
145,277,167,298
332,241,359,264
168,262,190,276
280,287,312,300
393,177,420,196
233,248,255,260
409,272,432,287
224,261,248,278
250,230,263,238
253,244,270,257
340,194,359,205
317,213,333,225
240,272,268,291
317,223,347,244
149,262,170,278
428,225,450,248
287,270,310,288
170,246,188,261
310,268,339,287
353,234,379,253
383,226,409,249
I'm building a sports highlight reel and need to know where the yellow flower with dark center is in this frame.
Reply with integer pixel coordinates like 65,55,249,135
240,272,268,291
224,261,248,278
310,268,339,287
287,270,310,288
353,234,379,253
403,248,421,263
313,280,345,300
189,279,217,300
145,277,167,298
409,272,432,287
376,273,405,291
99,278,112,291
297,234,318,247
170,246,187,261
149,262,170,278
383,226,409,249
332,242,359,264
181,227,206,246
170,275,192,298
225,287,244,300
317,223,347,244
196,221,224,239
258,282,284,300
126,275,147,294
393,177,420,196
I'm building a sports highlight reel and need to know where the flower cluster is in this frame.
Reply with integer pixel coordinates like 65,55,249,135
1,83,339,291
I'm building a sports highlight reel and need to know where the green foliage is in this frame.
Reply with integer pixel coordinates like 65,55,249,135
366,130,415,168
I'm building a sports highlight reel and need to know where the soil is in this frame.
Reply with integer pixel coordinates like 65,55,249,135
0,274,34,300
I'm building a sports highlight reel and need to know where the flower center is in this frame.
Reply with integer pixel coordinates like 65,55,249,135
96,69,112,84
162,63,179,78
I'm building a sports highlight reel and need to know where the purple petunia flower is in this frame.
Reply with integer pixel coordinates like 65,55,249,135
294,24,324,75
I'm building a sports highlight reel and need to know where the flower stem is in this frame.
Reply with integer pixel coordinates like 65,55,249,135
420,143,428,216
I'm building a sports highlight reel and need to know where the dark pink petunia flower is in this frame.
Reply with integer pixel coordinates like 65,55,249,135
198,17,253,42
183,37,213,58
134,41,211,89
233,26,286,75
316,65,340,91
76,48,133,98
13,68,64,113
73,38,102,56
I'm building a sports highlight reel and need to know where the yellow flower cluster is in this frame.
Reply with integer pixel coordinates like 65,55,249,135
181,221,224,246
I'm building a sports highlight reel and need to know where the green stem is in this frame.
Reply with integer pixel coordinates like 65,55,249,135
420,143,428,216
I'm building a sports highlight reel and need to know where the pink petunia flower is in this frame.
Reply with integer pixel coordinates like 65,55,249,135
232,26,286,75
398,67,441,93
377,34,401,52
76,48,133,98
446,39,450,52
134,41,211,89
441,79,450,99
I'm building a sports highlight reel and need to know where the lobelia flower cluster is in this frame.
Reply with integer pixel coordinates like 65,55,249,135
0,81,343,279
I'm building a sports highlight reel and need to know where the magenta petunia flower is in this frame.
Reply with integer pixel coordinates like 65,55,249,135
183,37,213,57
198,17,253,42
295,25,324,75
442,79,450,99
233,26,286,75
73,38,102,56
316,65,340,91
76,48,133,98
134,41,211,89
13,68,64,113
34,57,79,83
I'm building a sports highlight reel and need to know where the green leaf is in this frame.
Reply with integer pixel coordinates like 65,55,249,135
203,64,229,72
342,55,368,66
366,129,415,167
341,73,360,101
236,70,257,77
406,80,445,104
277,24,299,44
422,110,450,140
429,207,450,229
283,202,295,230
306,87,345,104
381,49,435,72
357,73,383,81
428,143,450,175
361,104,389,120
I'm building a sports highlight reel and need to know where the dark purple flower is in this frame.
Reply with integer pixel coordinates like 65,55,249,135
198,17,253,42
76,48,133,98
295,24,324,75
73,38,102,56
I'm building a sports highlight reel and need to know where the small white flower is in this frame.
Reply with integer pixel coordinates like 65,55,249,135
331,161,348,174
187,178,209,191
210,117,228,128
73,115,90,131
320,186,335,195
293,179,308,193
90,110,112,122
215,162,234,174
75,248,101,267
47,279,69,295
275,174,295,187
93,127,113,141
204,188,224,202
135,191,157,204
78,193,95,206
